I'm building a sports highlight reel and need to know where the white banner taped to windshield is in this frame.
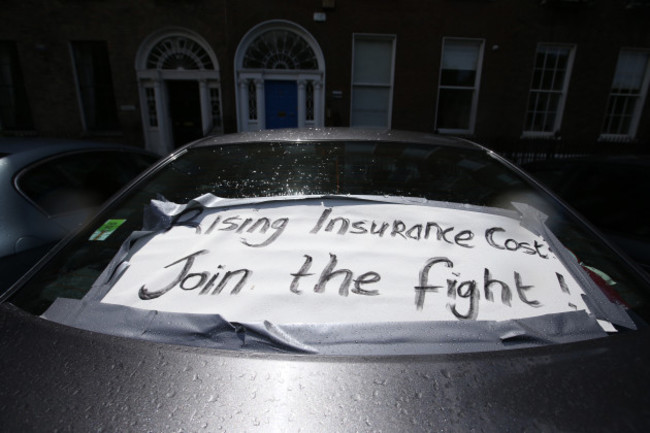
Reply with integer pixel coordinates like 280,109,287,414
101,199,592,324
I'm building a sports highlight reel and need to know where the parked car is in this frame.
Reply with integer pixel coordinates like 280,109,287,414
523,156,650,273
1,129,649,431
0,138,158,291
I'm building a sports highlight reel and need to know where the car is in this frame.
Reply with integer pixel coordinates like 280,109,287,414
0,138,158,291
1,129,649,431
523,156,650,273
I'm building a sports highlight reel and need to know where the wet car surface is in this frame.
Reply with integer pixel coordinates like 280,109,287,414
1,129,649,431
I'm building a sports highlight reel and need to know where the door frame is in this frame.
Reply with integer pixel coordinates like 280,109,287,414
234,20,325,132
135,28,222,155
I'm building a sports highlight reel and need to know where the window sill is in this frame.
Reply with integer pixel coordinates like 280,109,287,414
520,131,561,140
436,128,474,136
0,130,38,137
598,134,636,143
81,131,124,138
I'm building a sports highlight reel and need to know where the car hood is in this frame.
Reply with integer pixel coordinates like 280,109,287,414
1,303,649,432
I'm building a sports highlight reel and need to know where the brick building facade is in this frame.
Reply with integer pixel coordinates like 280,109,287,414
1,0,649,161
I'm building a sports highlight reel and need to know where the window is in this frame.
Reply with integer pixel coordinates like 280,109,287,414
248,80,257,121
306,81,314,122
11,138,650,353
146,36,214,70
242,29,318,70
209,86,222,130
0,41,33,131
70,41,119,132
17,150,156,217
435,38,484,134
523,44,575,137
145,87,158,127
601,49,650,140
350,34,396,128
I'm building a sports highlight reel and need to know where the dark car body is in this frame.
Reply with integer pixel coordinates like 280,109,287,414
1,129,649,432
0,138,158,291
523,156,650,273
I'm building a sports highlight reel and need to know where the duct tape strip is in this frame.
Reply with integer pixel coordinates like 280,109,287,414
43,297,606,355
512,202,635,330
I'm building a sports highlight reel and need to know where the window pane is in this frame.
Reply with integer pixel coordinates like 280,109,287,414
242,30,317,70
441,43,479,85
603,95,634,134
436,39,482,133
554,49,568,71
523,45,573,134
145,87,157,127
602,50,650,136
350,35,395,128
18,151,154,216
353,38,393,84
248,80,257,120
531,68,543,90
440,69,477,87
350,86,390,127
535,46,570,92
524,91,560,132
436,88,473,130
441,40,480,71
612,51,649,93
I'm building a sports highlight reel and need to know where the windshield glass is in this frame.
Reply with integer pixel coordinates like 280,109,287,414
6,139,650,355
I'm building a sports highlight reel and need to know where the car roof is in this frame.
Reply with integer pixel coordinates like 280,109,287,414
190,128,480,150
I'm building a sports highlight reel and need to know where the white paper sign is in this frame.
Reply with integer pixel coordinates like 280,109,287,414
101,199,591,324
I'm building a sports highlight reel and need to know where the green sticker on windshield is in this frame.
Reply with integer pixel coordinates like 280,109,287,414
89,219,126,241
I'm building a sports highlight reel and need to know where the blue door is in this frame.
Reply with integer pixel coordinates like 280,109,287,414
264,80,298,129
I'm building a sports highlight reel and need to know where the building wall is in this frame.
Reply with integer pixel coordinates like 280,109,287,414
1,0,649,160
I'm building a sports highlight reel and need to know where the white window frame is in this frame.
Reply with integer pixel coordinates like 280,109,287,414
600,48,650,142
434,37,485,135
350,33,396,129
522,43,576,138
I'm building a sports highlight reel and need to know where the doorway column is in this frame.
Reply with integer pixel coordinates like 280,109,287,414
153,77,170,153
238,78,250,131
255,79,265,130
199,79,211,135
297,80,306,128
314,81,323,127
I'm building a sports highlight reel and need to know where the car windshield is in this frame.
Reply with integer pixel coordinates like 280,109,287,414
5,139,650,355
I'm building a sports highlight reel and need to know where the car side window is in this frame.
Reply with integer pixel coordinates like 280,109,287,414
567,165,650,241
16,150,155,217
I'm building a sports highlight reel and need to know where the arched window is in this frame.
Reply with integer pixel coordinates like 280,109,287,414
146,36,214,70
242,30,318,70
